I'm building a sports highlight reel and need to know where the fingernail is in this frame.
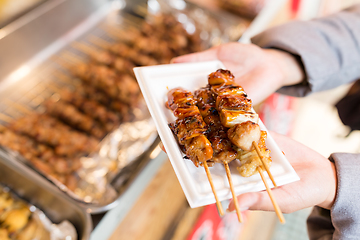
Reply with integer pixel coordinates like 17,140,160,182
159,142,165,152
227,206,249,213
240,207,249,211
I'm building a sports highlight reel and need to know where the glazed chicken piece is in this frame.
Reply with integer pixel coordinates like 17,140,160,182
194,88,237,163
59,88,121,132
0,128,81,189
208,69,235,86
78,83,131,121
208,69,260,146
227,121,261,151
108,42,158,66
167,88,213,166
73,63,140,105
44,99,106,139
216,93,258,128
8,114,99,157
89,48,135,75
206,69,272,177
237,131,271,177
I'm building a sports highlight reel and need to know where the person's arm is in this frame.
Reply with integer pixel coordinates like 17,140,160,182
306,153,360,240
251,4,360,97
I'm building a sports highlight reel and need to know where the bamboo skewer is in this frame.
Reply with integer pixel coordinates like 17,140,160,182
71,42,99,56
203,161,224,216
224,162,243,222
103,26,128,41
60,52,84,65
53,71,77,86
52,57,74,71
253,141,277,187
257,167,285,224
252,141,285,223
89,36,111,49
4,100,32,115
0,113,13,123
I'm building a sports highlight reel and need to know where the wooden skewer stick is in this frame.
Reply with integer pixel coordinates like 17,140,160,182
71,42,99,56
252,141,277,187
224,162,243,222
0,113,13,123
257,167,286,224
53,71,74,84
52,57,74,71
103,26,127,40
3,100,33,115
203,161,224,216
89,36,111,49
61,52,84,65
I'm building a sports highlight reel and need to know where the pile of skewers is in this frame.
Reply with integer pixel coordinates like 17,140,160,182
0,13,206,191
167,69,285,223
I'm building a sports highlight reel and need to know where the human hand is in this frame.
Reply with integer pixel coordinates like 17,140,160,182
228,131,337,214
172,42,304,105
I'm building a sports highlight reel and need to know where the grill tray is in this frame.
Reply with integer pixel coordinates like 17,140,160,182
0,0,249,213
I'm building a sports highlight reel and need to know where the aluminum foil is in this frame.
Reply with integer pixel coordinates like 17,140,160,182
69,104,158,205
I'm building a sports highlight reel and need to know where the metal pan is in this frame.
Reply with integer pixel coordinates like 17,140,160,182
0,0,249,213
0,150,92,240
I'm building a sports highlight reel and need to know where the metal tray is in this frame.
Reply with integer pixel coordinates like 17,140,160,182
0,150,92,240
0,0,250,213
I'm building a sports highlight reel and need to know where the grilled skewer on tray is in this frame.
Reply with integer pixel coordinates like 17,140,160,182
166,69,285,223
0,13,207,193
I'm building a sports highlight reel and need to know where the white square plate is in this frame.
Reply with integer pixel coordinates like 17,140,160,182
134,60,299,208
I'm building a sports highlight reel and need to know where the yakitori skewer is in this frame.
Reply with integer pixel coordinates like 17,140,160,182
194,87,242,221
207,69,284,222
167,87,224,216
71,42,135,75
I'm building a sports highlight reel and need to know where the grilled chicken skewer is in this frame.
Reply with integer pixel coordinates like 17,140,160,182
208,69,272,177
194,87,243,222
208,69,284,223
72,63,140,105
59,88,121,132
8,114,99,158
0,128,79,190
77,83,132,121
71,42,136,76
107,42,159,66
44,99,107,139
167,88,224,215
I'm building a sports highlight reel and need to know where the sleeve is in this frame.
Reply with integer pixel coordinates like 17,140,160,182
306,153,360,240
251,4,360,97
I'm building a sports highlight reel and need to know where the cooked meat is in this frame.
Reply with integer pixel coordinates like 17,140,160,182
227,121,261,151
167,88,213,166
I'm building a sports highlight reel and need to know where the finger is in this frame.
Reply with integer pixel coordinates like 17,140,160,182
228,191,272,212
159,141,166,153
171,47,218,63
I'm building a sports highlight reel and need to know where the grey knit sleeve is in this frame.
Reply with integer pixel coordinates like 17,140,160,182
251,4,360,97
306,153,360,240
